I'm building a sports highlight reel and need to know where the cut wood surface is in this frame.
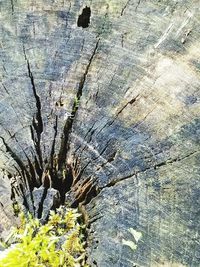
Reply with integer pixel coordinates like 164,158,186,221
0,0,200,266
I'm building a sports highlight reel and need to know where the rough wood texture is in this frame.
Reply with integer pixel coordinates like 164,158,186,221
0,0,200,266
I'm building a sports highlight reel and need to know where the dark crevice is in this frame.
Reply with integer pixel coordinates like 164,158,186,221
30,125,35,142
116,94,140,116
32,118,43,168
93,260,98,266
42,171,52,189
86,129,96,144
0,136,30,189
121,0,131,16
95,95,140,137
96,118,116,137
37,187,48,219
96,150,200,191
93,139,111,161
10,0,14,14
153,150,199,169
72,163,90,187
88,215,103,226
20,191,30,211
71,181,98,208
135,0,141,11
72,181,93,206
77,6,91,28
83,184,99,205
58,39,100,172
27,157,40,188
13,166,23,178
2,83,10,95
23,45,44,170
0,136,37,214
14,136,39,190
37,171,53,218
60,165,74,203
34,155,43,182
107,151,117,163
101,172,136,189
74,176,92,190
50,115,58,179
96,150,117,170
12,182,29,211
57,118,73,171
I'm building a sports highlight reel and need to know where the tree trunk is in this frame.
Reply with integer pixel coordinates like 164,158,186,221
0,0,200,266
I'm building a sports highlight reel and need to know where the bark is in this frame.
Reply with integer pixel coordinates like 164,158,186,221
0,0,200,266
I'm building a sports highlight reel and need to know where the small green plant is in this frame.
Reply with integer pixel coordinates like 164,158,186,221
0,207,89,267
73,96,80,113
12,202,20,216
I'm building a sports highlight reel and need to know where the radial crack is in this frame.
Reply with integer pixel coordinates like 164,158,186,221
58,39,100,171
116,94,140,116
0,136,35,212
10,0,14,14
95,95,140,138
101,150,200,189
154,150,199,169
0,136,30,187
135,0,141,11
121,0,131,16
23,45,44,169
50,115,58,176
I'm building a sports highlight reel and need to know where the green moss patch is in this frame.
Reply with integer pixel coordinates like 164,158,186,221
0,207,89,267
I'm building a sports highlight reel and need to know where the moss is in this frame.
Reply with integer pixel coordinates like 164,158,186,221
0,206,89,267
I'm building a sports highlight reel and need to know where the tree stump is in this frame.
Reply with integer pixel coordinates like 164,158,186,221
0,0,200,266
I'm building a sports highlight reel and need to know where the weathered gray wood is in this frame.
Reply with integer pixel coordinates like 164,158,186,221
0,0,200,266
0,170,17,239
